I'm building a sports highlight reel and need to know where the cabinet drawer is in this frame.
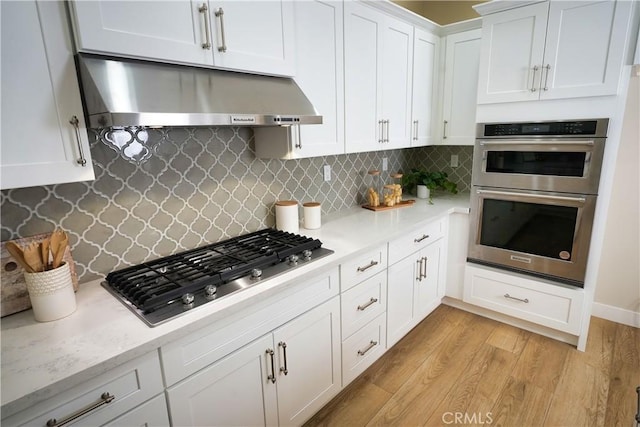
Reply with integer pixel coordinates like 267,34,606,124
388,219,444,265
2,351,164,427
463,264,584,334
103,394,169,427
340,245,388,291
342,313,386,384
341,271,387,338
162,267,339,386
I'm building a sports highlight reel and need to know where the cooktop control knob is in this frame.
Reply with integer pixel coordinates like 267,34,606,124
302,250,312,261
182,293,195,308
251,268,263,279
288,254,299,265
204,285,217,299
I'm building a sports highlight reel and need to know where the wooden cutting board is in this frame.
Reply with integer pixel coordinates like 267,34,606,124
1,233,78,317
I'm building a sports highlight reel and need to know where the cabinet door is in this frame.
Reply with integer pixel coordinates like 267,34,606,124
386,255,416,347
167,334,278,427
476,2,548,104
541,0,632,99
441,29,482,145
70,1,213,65
273,297,341,426
344,2,383,153
292,0,344,157
1,1,94,190
414,241,443,321
411,28,439,147
380,16,414,149
210,1,295,76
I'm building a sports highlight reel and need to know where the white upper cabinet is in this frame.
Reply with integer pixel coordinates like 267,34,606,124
440,29,482,145
477,0,633,104
344,2,413,153
253,0,344,159
1,1,94,190
410,28,439,147
69,1,295,76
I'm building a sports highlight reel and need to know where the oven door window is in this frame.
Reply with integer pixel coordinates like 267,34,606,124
480,199,578,261
485,151,587,177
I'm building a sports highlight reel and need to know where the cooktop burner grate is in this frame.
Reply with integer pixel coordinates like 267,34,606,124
105,229,326,314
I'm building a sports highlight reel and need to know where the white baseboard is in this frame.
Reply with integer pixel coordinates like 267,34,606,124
591,302,640,328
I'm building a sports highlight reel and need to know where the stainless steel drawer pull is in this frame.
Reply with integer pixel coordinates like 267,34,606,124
443,120,448,139
413,120,419,141
357,260,379,272
414,234,430,243
215,7,227,52
530,65,539,92
199,3,212,50
278,341,288,375
266,349,276,383
69,116,87,167
357,297,378,311
357,340,378,356
46,392,115,427
504,293,529,303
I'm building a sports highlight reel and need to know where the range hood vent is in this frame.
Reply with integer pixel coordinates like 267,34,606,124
76,54,322,128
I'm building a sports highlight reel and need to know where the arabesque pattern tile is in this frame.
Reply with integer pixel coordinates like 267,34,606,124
3,128,466,282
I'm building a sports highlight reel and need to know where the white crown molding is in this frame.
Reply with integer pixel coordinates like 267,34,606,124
473,0,547,16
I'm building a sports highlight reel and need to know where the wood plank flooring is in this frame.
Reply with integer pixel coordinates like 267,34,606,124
305,305,640,427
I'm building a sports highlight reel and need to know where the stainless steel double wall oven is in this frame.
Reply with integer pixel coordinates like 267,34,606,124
468,119,609,287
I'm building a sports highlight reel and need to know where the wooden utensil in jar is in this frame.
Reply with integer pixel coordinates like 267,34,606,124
52,231,68,269
23,242,43,272
40,238,50,270
5,241,34,273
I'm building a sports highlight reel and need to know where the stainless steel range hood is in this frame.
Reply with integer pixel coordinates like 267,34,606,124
76,54,322,128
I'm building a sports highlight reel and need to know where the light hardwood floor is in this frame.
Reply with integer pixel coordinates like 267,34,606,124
305,305,640,427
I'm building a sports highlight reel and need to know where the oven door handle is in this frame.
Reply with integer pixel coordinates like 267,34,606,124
477,189,586,204
478,139,594,146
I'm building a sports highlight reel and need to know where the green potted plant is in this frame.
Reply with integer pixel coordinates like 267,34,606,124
401,169,458,203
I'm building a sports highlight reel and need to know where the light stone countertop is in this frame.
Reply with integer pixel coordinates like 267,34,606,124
1,193,470,418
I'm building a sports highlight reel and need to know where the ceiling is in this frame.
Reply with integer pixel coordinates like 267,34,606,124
391,0,487,25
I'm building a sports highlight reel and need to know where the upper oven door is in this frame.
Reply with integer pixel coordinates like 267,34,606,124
471,138,605,194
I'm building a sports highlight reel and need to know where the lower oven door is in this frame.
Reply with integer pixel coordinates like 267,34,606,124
467,187,597,286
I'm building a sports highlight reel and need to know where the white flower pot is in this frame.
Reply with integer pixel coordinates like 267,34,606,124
417,185,430,199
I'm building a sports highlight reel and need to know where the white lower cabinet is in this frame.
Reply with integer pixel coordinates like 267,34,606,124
342,313,387,384
166,296,341,427
2,351,165,427
463,264,585,335
387,235,444,347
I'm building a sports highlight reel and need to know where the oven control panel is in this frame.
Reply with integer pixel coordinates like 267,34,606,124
480,119,607,138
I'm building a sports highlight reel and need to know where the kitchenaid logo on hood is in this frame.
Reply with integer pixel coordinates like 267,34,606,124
230,115,257,124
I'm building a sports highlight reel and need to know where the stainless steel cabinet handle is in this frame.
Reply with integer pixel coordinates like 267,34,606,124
294,125,302,149
530,65,539,92
443,120,448,139
357,297,378,311
46,392,115,427
357,260,379,272
416,258,422,281
199,3,212,50
542,64,551,91
422,256,428,280
357,340,378,356
266,349,276,383
414,234,429,243
378,120,384,143
384,120,389,143
69,116,87,167
504,293,529,303
215,7,227,52
413,120,419,141
278,341,288,375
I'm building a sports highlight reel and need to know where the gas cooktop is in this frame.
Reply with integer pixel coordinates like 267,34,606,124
102,229,333,327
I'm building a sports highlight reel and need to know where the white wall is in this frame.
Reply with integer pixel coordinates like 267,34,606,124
593,72,640,327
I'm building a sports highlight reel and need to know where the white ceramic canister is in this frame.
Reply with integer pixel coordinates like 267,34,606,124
23,262,76,322
417,185,430,199
303,202,321,230
275,200,299,233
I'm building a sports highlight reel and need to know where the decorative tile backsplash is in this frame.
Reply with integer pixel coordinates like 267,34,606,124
1,127,472,283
